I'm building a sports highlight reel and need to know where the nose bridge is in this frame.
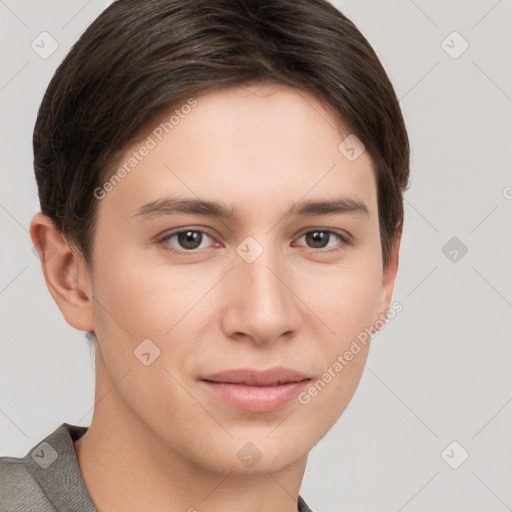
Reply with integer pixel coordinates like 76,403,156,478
228,233,297,341
239,235,288,307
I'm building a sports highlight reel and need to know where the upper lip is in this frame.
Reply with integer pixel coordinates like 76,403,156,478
201,367,311,386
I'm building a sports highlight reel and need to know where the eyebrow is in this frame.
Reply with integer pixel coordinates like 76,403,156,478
130,195,370,220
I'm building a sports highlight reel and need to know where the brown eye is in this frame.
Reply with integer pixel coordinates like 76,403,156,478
305,231,330,248
295,230,349,252
160,229,214,253
176,230,203,250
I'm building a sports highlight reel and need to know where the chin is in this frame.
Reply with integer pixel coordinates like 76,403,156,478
227,432,311,474
218,449,306,476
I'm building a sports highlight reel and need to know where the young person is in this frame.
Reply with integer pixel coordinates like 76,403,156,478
0,0,409,510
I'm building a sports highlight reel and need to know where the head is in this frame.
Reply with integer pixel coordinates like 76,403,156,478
30,0,409,474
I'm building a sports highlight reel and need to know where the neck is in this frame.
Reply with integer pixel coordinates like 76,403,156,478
74,364,307,512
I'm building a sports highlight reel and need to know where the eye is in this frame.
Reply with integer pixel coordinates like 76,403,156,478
158,228,216,253
294,230,350,252
157,227,351,255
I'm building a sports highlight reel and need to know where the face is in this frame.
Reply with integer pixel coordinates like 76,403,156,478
67,82,399,474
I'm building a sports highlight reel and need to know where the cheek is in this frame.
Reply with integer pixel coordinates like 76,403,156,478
89,247,218,386
295,340,370,448
91,244,198,338
296,258,383,342
292,255,381,407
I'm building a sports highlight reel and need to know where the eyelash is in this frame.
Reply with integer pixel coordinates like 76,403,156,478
156,228,352,255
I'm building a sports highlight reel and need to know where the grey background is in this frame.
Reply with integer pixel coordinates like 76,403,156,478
1,1,511,511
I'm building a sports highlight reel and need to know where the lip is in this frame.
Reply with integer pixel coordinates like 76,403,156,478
200,367,311,413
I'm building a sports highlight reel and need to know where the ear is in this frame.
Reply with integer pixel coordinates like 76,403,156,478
30,212,95,332
375,225,402,320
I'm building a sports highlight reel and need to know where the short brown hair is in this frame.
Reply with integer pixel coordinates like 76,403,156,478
33,0,410,271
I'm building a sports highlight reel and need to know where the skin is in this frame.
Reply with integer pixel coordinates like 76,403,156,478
30,82,401,512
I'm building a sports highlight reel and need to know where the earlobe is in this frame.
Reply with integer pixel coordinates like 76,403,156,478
29,212,95,332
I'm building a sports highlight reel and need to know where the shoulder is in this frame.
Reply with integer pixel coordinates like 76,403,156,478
0,422,90,512
0,454,55,511
298,494,315,512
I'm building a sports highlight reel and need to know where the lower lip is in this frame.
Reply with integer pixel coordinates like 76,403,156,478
201,379,311,413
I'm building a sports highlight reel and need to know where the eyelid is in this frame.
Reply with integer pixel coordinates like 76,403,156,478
295,227,352,243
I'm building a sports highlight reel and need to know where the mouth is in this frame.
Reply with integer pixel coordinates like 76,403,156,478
200,367,311,413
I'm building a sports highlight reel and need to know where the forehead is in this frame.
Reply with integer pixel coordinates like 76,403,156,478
97,83,377,223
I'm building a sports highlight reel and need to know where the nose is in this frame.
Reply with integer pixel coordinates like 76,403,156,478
220,238,301,346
